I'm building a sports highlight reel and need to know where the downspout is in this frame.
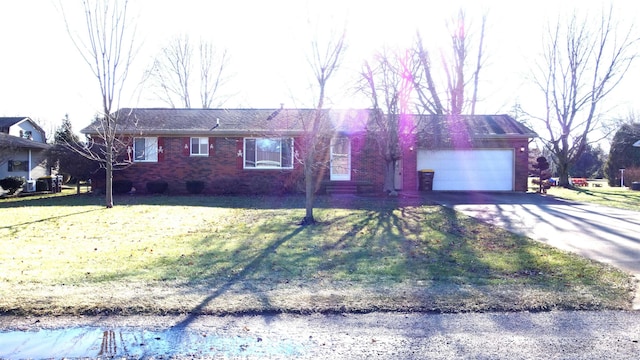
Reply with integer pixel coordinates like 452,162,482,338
28,149,32,180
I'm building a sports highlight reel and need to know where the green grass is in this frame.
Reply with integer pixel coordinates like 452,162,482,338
546,185,640,212
0,190,634,315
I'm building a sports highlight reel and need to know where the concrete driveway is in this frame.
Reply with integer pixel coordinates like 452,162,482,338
425,192,640,276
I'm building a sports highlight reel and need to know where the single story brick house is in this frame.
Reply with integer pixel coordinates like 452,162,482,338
81,108,536,195
0,117,52,188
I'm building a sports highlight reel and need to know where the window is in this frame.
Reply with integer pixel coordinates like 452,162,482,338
19,130,32,140
244,138,293,169
191,137,209,156
133,137,158,162
8,160,28,172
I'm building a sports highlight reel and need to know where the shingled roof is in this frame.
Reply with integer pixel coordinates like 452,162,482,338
0,132,51,150
418,114,535,137
80,108,536,141
81,108,372,136
0,117,30,133
414,114,536,148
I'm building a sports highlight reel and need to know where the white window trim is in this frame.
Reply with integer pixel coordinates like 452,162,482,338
8,159,29,172
243,137,294,169
190,137,209,157
133,137,158,162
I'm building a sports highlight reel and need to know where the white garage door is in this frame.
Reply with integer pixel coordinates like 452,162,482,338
417,149,514,191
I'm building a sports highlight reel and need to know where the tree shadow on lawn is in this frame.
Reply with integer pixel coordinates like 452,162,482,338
15,192,618,317
156,204,575,330
0,192,104,209
0,192,428,211
0,208,103,231
171,225,306,330
569,187,640,204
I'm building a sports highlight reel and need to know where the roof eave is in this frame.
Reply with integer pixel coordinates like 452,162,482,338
0,138,51,150
24,143,52,150
82,129,307,137
473,133,538,140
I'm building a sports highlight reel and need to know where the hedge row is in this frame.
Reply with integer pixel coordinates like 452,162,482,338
107,177,304,195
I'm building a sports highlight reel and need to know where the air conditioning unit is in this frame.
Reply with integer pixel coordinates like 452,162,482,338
25,180,36,192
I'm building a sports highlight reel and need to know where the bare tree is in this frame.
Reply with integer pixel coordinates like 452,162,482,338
147,35,231,108
412,10,487,115
199,41,230,108
531,7,638,187
60,0,137,208
602,109,640,140
299,30,347,225
359,49,414,195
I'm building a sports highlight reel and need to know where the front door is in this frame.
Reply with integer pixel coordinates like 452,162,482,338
330,136,351,181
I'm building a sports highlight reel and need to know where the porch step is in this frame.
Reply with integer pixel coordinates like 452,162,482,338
326,183,358,195
323,181,375,195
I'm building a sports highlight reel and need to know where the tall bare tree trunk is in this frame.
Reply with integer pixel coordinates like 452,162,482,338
148,35,231,108
302,86,325,225
383,160,396,195
61,0,137,208
413,10,486,115
303,160,315,223
301,30,346,225
105,141,113,208
359,51,413,196
531,7,638,187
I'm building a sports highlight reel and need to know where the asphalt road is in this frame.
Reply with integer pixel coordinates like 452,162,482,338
1,312,640,359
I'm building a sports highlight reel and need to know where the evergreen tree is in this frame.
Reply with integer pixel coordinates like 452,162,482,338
47,115,98,186
54,114,79,144
605,123,640,186
571,144,606,179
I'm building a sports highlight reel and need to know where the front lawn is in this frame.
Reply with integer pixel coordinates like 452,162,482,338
546,185,640,212
0,192,634,315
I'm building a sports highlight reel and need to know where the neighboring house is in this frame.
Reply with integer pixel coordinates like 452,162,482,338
0,117,52,185
80,108,536,195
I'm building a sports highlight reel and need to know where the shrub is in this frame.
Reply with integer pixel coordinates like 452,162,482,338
532,178,552,190
0,176,25,195
146,180,168,194
112,180,133,194
186,180,206,194
211,177,245,195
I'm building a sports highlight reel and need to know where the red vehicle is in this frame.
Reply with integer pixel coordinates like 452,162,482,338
571,178,588,187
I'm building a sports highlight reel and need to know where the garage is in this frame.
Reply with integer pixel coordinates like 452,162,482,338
417,149,514,191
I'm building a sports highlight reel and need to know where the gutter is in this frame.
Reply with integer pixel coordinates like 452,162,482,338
473,133,538,140
81,129,308,137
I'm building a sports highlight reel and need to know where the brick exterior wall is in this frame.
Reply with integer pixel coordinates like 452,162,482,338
348,133,385,188
402,143,418,191
102,135,389,195
93,134,529,195
107,136,305,195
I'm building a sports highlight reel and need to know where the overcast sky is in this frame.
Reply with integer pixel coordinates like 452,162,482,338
0,0,638,138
